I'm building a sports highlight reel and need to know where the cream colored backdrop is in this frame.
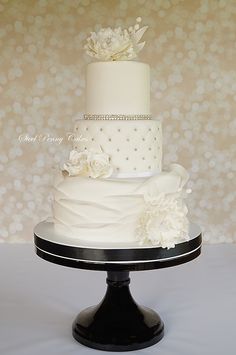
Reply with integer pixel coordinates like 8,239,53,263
0,0,235,243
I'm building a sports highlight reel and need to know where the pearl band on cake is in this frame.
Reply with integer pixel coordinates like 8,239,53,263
84,114,152,120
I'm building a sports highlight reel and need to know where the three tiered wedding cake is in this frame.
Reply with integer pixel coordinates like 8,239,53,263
52,19,190,249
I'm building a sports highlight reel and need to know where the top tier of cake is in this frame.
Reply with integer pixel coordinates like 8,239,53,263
85,61,150,115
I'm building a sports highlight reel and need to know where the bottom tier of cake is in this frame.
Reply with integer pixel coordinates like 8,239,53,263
52,164,190,249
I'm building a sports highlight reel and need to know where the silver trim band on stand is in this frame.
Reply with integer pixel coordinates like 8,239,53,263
36,245,202,264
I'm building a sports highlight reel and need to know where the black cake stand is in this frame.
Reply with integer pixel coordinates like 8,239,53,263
34,222,202,352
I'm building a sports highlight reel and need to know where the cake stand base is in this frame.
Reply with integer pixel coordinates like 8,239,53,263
72,271,164,351
34,221,202,351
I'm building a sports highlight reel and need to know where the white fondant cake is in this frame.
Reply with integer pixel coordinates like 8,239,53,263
51,19,190,249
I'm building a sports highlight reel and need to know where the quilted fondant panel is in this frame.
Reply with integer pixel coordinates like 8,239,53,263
73,119,162,176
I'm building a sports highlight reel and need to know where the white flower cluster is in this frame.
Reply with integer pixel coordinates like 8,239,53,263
137,192,189,249
63,149,113,179
136,164,190,249
84,17,148,61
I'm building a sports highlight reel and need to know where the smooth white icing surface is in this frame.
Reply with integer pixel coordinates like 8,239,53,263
52,164,189,247
85,61,150,115
73,119,162,177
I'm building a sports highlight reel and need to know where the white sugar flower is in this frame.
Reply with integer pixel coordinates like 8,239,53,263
84,17,148,61
89,153,113,178
62,149,113,179
63,150,90,177
137,192,189,249
68,150,84,165
136,165,190,248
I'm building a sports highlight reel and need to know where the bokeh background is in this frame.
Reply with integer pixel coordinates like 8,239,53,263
0,0,235,243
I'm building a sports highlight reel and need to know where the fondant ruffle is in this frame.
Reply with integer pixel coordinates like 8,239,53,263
52,164,189,248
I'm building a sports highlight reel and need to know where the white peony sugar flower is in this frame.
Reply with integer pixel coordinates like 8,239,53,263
136,165,190,249
84,17,148,61
137,192,189,249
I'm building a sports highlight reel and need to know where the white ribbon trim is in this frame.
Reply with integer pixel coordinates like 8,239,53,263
109,169,160,179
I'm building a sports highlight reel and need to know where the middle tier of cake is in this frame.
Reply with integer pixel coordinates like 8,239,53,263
73,119,162,177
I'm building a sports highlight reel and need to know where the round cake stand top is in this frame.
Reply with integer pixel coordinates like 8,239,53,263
34,222,202,271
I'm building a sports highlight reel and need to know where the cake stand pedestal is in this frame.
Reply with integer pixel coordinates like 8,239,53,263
34,222,202,352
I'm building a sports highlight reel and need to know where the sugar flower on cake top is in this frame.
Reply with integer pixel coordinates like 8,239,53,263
84,17,148,61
